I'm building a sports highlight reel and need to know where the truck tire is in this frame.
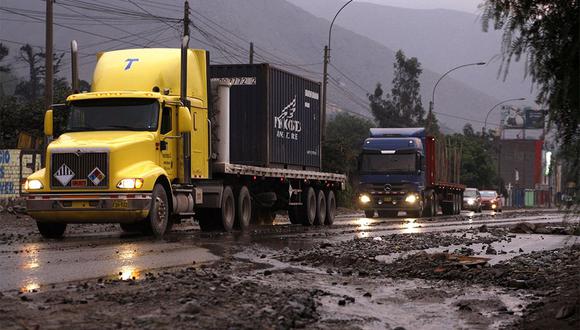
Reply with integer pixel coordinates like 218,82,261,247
302,187,316,226
422,191,436,217
235,186,252,230
146,183,170,238
364,210,375,218
455,194,461,215
325,190,336,225
37,222,66,239
218,186,235,232
314,190,326,226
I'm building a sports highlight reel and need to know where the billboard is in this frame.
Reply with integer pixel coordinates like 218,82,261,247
501,106,546,129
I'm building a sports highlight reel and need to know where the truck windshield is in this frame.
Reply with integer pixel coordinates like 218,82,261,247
67,98,159,132
360,154,417,173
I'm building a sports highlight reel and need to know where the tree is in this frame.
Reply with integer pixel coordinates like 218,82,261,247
369,50,426,127
323,112,374,207
0,43,10,73
15,44,64,100
425,110,440,136
481,0,580,194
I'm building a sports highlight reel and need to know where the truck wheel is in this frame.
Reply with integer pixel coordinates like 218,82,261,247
325,190,336,225
302,187,316,226
364,210,375,218
235,186,252,230
37,222,66,239
314,190,326,226
455,194,461,215
218,186,235,232
145,183,170,238
422,192,436,217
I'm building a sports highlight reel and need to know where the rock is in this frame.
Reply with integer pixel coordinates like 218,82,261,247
393,327,406,330
478,225,488,233
555,305,575,319
363,292,372,298
180,301,202,314
263,270,272,276
485,246,497,255
338,299,346,306
510,222,535,234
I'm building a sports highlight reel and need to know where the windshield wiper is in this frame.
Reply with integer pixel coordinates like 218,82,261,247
66,125,97,132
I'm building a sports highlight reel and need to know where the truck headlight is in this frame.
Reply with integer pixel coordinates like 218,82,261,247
467,198,475,205
117,178,144,189
359,194,371,204
404,194,417,204
25,179,43,190
491,204,497,209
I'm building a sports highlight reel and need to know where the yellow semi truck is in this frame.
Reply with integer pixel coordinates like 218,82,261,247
23,38,345,238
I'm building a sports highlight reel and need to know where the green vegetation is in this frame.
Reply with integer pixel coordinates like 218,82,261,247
481,0,580,203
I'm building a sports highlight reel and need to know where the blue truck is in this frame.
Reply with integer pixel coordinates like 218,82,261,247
357,128,464,218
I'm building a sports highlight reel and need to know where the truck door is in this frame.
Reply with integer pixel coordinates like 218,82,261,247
159,106,177,178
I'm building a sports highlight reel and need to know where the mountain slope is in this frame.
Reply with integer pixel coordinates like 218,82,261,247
0,0,502,130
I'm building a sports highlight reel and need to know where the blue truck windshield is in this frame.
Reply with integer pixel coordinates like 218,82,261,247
67,98,159,132
361,154,417,173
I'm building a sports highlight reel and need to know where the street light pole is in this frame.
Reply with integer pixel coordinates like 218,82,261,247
483,97,526,134
322,0,353,141
428,62,486,129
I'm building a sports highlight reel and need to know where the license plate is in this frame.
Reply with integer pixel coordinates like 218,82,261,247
72,201,90,208
383,196,392,202
112,200,128,208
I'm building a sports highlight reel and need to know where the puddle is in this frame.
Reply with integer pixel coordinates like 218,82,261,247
376,234,579,265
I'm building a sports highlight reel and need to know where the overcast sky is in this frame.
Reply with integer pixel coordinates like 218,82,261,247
364,0,483,14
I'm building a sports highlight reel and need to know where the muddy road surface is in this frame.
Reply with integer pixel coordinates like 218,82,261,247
0,209,578,329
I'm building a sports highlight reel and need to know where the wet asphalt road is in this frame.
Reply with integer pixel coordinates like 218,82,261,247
0,209,575,293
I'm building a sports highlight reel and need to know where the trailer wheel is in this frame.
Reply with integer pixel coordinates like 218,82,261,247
325,190,336,225
302,187,316,226
314,190,326,226
454,194,461,215
422,191,436,217
37,222,67,239
364,210,375,218
146,183,170,238
235,186,252,230
219,186,235,232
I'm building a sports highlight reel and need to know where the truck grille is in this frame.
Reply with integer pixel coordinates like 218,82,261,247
50,150,109,189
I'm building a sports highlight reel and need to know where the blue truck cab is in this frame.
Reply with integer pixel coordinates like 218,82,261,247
358,127,464,218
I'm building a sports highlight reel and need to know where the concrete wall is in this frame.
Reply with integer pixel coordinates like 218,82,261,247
0,149,41,199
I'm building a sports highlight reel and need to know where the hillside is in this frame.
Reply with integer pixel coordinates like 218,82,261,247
0,0,503,130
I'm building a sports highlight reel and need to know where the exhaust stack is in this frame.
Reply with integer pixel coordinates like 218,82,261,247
70,40,79,93
180,36,191,184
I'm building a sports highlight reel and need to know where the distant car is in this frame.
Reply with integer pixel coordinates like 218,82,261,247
480,190,502,211
462,188,482,212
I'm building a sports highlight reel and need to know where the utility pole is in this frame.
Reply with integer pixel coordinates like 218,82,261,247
321,45,329,140
183,1,190,37
249,42,254,64
45,0,53,111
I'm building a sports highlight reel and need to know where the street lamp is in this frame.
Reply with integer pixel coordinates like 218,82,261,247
428,62,486,122
483,97,526,134
322,0,354,140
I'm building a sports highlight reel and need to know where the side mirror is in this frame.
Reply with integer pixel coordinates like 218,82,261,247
178,106,193,133
44,110,54,136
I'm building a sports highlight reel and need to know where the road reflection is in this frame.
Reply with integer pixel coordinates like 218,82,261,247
20,243,41,292
117,245,140,280
402,218,420,234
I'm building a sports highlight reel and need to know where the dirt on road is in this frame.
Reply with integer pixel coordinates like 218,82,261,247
0,210,578,329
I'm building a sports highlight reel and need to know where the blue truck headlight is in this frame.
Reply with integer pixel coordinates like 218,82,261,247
359,194,371,204
404,194,417,204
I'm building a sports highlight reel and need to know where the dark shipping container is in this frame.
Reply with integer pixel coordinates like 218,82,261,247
210,64,321,169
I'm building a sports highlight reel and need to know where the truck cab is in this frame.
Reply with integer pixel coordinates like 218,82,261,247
24,47,210,238
358,128,426,218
